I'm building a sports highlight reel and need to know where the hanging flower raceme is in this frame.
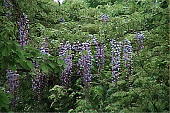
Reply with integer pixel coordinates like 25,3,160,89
123,39,133,80
59,42,73,86
135,32,145,50
78,42,92,84
32,70,46,100
17,13,29,47
32,69,46,101
110,40,122,82
93,38,105,70
6,70,19,94
6,70,19,106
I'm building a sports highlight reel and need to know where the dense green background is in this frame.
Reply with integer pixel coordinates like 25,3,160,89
0,0,169,112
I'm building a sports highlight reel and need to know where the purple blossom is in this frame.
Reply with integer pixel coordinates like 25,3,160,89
93,38,105,70
32,71,46,100
100,14,109,22
78,42,92,83
18,13,29,47
59,42,73,86
123,39,133,79
72,42,80,52
6,70,19,94
6,70,20,106
110,40,122,82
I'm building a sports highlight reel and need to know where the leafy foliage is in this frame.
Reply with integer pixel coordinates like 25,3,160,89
0,88,11,112
0,0,169,112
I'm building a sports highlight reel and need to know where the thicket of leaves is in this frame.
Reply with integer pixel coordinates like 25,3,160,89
0,0,169,112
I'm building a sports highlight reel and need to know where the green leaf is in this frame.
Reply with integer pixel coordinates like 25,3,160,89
57,59,65,66
40,63,49,73
2,45,10,56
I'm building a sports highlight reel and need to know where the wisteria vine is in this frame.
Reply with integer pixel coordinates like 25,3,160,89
4,0,30,106
110,40,122,82
123,39,133,81
6,70,19,94
6,70,19,106
93,38,105,71
32,70,46,100
18,13,29,47
78,42,93,84
58,37,140,85
59,42,73,86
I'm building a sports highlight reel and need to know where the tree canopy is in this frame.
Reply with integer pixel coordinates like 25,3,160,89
0,0,169,112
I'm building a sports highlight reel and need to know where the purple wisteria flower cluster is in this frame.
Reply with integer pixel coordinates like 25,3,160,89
31,68,47,100
60,41,93,85
18,13,29,47
59,42,73,86
32,71,46,100
6,70,20,106
58,38,136,85
78,42,93,83
93,38,105,70
110,40,122,82
100,14,109,22
123,39,133,80
135,32,144,50
71,41,82,52
6,70,19,94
